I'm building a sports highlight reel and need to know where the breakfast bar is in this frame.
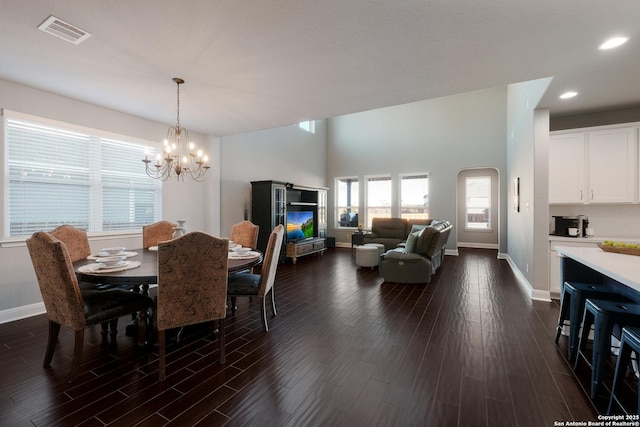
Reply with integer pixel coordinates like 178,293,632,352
555,245,640,413
556,246,640,300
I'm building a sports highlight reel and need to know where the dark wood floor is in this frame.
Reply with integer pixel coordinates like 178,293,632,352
0,247,612,426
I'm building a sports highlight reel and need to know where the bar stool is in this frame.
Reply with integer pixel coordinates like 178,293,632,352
608,327,640,415
555,281,621,361
574,298,640,399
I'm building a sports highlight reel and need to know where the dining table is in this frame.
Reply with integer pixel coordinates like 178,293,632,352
73,247,263,289
73,246,263,344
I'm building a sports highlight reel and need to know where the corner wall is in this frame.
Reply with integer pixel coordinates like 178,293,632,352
506,78,552,301
326,87,509,251
0,78,219,321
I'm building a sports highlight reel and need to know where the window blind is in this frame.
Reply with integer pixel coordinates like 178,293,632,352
5,116,161,238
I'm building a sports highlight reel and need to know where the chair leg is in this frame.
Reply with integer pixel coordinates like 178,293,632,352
137,310,148,347
608,340,633,414
101,322,109,343
44,321,61,368
68,329,84,383
261,297,269,332
555,290,569,344
270,288,277,317
231,296,238,315
218,318,226,365
158,329,166,381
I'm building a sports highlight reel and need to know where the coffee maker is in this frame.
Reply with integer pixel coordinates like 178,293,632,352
553,215,588,237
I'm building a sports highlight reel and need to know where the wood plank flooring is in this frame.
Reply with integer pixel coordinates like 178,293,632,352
0,248,607,426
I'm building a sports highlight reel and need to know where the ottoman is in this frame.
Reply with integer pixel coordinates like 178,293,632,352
356,245,379,269
364,243,385,257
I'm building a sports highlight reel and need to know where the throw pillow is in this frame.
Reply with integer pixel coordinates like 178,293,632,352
407,224,428,239
403,230,420,253
416,225,437,255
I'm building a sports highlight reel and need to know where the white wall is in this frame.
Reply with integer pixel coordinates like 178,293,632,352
506,78,552,300
0,79,219,322
219,121,327,237
326,87,509,251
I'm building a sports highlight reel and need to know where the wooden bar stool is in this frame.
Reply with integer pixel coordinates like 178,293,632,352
574,298,640,399
555,281,621,362
608,326,640,415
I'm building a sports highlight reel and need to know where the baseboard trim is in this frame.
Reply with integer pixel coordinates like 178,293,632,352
0,302,45,324
457,242,499,249
505,254,551,302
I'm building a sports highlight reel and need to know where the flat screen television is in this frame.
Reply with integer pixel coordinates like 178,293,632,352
286,211,314,241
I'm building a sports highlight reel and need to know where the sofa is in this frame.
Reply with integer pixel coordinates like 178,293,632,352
376,219,453,284
362,217,432,251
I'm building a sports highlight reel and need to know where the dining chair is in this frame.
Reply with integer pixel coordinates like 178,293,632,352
50,224,91,262
230,220,259,249
142,220,176,248
156,231,229,380
50,224,100,291
26,231,153,382
227,224,284,332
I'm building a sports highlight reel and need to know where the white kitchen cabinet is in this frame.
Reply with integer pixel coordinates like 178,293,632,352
549,132,586,203
588,127,636,203
549,125,638,205
549,239,599,295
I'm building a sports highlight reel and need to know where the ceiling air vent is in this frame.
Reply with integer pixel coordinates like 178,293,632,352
37,15,91,45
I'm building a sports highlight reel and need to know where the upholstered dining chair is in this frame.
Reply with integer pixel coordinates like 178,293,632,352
142,220,176,248
50,224,98,291
230,220,259,249
156,231,229,381
26,231,152,382
227,224,284,332
50,224,91,262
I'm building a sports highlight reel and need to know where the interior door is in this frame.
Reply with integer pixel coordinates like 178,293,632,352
456,168,499,248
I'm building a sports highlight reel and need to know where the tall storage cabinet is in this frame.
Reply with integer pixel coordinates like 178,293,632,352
251,181,287,255
251,180,328,261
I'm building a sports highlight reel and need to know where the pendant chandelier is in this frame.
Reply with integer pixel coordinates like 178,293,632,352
143,77,210,181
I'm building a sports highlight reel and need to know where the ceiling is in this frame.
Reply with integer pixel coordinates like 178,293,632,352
1,0,639,136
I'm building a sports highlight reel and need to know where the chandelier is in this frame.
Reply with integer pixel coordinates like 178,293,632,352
143,78,210,181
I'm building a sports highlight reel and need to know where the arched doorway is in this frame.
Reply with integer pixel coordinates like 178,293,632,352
456,168,499,249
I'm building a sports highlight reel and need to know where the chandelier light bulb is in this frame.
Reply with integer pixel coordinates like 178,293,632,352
142,78,210,181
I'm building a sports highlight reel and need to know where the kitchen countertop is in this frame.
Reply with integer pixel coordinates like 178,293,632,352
549,235,640,243
555,245,640,293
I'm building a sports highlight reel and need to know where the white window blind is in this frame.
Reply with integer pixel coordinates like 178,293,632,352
5,115,161,238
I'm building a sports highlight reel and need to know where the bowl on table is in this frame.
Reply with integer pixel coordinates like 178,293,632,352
101,247,126,256
96,255,127,267
231,246,251,254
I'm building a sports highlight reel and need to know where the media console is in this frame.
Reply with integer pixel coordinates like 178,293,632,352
251,180,328,262
286,237,326,264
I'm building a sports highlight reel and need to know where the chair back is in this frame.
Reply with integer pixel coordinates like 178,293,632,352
230,220,259,249
26,231,86,330
50,224,91,262
258,224,284,298
156,231,228,331
143,221,176,248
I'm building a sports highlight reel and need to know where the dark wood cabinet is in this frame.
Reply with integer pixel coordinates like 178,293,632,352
251,180,328,261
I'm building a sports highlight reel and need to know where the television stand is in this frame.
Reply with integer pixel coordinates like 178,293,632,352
286,238,326,264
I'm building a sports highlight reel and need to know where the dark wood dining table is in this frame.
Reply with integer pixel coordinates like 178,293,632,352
73,248,263,288
73,248,263,344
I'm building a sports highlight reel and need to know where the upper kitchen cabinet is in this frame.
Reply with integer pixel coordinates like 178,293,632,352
549,132,586,203
549,124,638,204
588,127,636,203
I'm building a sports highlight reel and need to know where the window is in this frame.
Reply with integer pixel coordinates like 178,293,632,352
335,177,359,228
465,176,491,230
299,120,315,134
400,174,429,220
366,175,391,228
4,112,162,238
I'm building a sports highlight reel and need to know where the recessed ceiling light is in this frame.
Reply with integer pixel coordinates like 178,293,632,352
559,91,578,99
599,36,629,50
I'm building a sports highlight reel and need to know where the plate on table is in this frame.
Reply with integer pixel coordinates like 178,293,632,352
90,251,138,259
95,260,128,269
228,250,260,259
